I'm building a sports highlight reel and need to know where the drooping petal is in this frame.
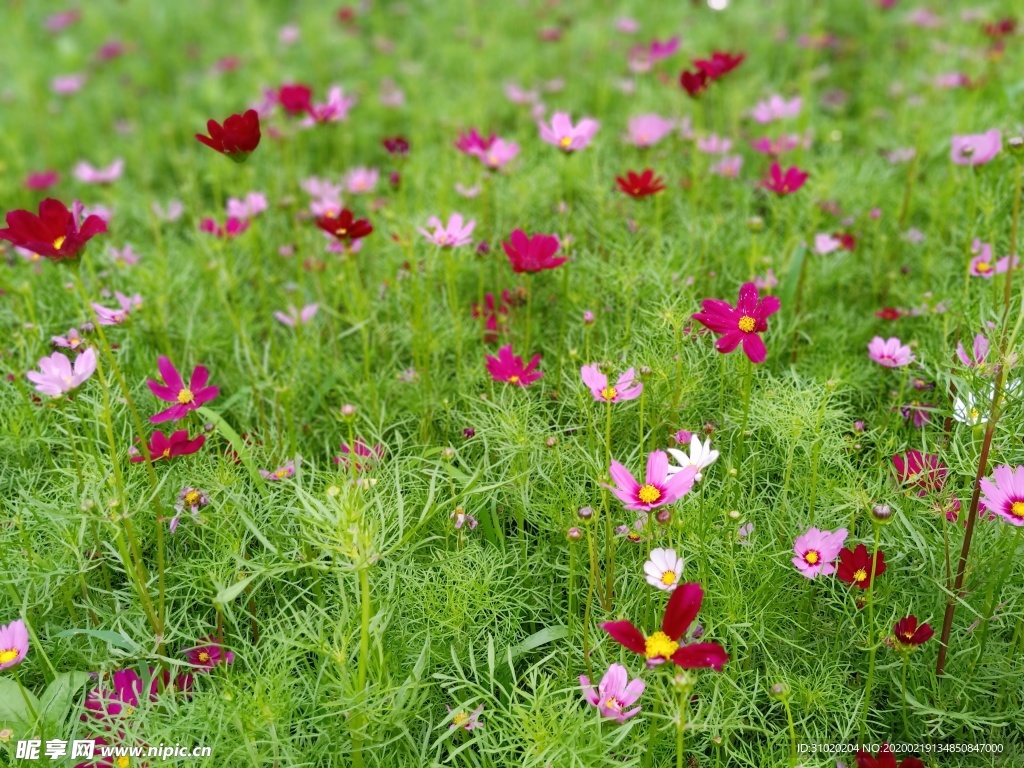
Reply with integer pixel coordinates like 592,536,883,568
600,620,647,655
670,642,729,671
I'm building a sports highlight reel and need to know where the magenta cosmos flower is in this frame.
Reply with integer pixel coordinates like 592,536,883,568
261,460,297,481
26,348,97,397
792,527,848,578
761,162,809,195
892,450,947,493
335,438,385,471
580,663,645,722
147,356,219,423
980,465,1024,526
485,344,543,386
274,304,319,327
419,214,475,247
184,636,235,670
605,450,698,511
868,336,914,367
131,430,206,463
692,282,781,364
624,114,675,147
502,229,565,273
956,333,990,370
447,704,484,730
538,112,599,152
951,130,1001,166
580,364,642,402
0,619,29,670
83,669,169,719
601,582,728,669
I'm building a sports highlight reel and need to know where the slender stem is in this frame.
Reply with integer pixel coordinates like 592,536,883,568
676,686,687,768
860,524,881,738
582,524,596,683
901,653,911,737
603,400,614,608
783,696,797,767
352,564,371,768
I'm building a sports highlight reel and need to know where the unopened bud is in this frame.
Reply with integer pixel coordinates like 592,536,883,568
442,446,455,460
577,506,594,521
567,527,583,541
747,216,765,233
872,503,893,523
655,509,672,525
545,435,558,448
769,682,791,699
340,404,357,418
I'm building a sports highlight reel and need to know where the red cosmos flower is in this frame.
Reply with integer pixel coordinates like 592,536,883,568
382,135,410,155
195,109,261,162
892,615,934,649
0,198,107,261
876,307,903,320
131,430,206,463
485,344,543,386
856,743,925,768
502,229,565,273
983,18,1017,38
315,209,373,242
146,356,219,423
837,544,886,589
834,232,856,250
616,169,666,198
892,449,947,492
601,582,728,670
277,83,313,115
692,282,780,364
680,68,709,97
761,162,809,195
694,50,745,79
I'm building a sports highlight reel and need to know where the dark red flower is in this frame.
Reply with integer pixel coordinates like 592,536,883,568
131,430,206,463
382,136,410,155
692,282,781,364
837,544,886,589
616,169,666,198
892,449,947,492
761,163,809,195
502,229,565,273
315,209,373,242
0,198,107,261
856,743,925,768
983,18,1017,38
195,109,261,161
875,307,903,320
893,615,934,648
694,50,745,79
278,83,313,115
834,232,856,250
601,582,728,670
680,68,709,97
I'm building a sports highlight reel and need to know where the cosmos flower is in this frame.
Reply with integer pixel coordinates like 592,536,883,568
344,167,379,194
837,544,886,589
53,328,87,352
184,636,235,670
750,134,809,156
580,365,642,402
624,114,675,147
152,200,184,222
644,548,684,592
697,134,733,154
694,50,745,79
979,465,1024,527
580,664,645,722
277,83,313,115
451,508,478,530
170,486,210,532
892,450,947,493
302,86,357,125
274,304,320,327
226,192,268,220
502,230,564,273
601,581,728,669
335,438,385,471
867,336,914,367
83,669,149,719
382,136,410,155
605,451,698,512
0,198,107,261
316,209,373,243
52,74,86,95
761,163,809,195
951,130,1001,166
26,349,97,397
892,616,934,649
792,527,848,578
447,704,484,730
131,430,206,463
454,129,496,156
710,155,743,178
485,344,543,386
199,217,249,238
666,435,719,482
108,244,140,266
751,95,802,123
616,169,666,198
74,159,124,184
538,112,599,152
147,357,219,423
92,292,142,326
477,138,520,170
195,110,261,161
0,619,29,670
419,214,476,247
692,282,781,364
680,68,709,97
24,171,59,190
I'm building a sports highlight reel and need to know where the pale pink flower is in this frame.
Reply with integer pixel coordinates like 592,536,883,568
52,74,86,95
419,214,476,247
378,78,405,108
754,269,778,291
697,134,733,154
92,292,142,326
935,72,969,89
956,334,990,370
274,304,319,327
109,245,140,266
710,155,743,178
52,328,86,351
814,233,842,254
615,17,640,34
751,95,802,123
454,183,481,198
883,147,917,164
226,192,268,219
792,527,848,578
504,82,539,105
951,130,1001,166
908,8,943,27
302,86,357,125
279,24,301,45
479,138,520,170
580,664,645,722
74,159,124,184
580,365,643,402
26,348,97,397
538,112,599,152
81,204,113,223
624,114,675,147
868,336,915,367
344,167,379,194
152,200,184,222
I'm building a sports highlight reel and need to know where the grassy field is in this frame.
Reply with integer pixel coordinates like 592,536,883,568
1,1,1023,766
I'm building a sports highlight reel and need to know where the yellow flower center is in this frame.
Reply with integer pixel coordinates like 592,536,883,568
123,706,136,716
637,484,661,504
600,386,618,401
336,226,348,236
53,235,66,250
184,490,202,507
116,758,130,768
176,388,195,404
626,531,641,542
853,568,868,583
1011,501,1024,519
274,468,289,479
902,630,914,640
660,570,677,586
0,649,19,664
644,631,679,660
452,711,469,726
559,136,572,148
161,448,172,458
508,375,520,384
977,260,992,272
804,550,820,565
198,651,211,663
603,697,623,711
738,316,756,333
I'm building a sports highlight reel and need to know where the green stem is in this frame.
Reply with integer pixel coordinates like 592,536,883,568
603,400,614,609
783,696,797,767
901,652,910,737
860,524,881,739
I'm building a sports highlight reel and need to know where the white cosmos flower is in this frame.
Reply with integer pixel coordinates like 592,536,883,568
643,547,683,592
666,435,719,482
953,388,988,426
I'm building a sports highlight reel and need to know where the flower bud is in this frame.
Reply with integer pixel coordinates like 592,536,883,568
872,503,893,523
655,509,672,525
582,310,595,325
340,403,357,418
545,435,558,448
1009,136,1024,153
577,506,594,521
442,446,455,460
728,510,740,520
747,216,765,233
769,681,791,700
567,526,583,541
673,670,697,692
203,422,215,433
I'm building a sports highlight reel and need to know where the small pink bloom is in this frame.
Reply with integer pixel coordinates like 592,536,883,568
956,334,990,370
274,304,320,327
302,86,357,125
580,664,645,722
815,233,842,254
624,114,675,147
344,167,379,194
792,527,848,578
446,704,484,730
455,183,481,198
615,17,640,34
504,82,539,105
226,192,268,220
279,24,301,45
419,214,476,247
604,451,698,511
109,244,140,266
51,74,86,95
26,348,97,397
73,159,124,184
761,162,808,195
261,459,298,481
479,138,520,170
751,95,802,123
24,171,59,190
184,636,235,670
697,133,733,154
538,112,599,152
0,619,29,670
710,155,743,178
951,130,1001,166
152,200,184,222
868,336,914,367
754,269,778,291
485,344,543,387
580,365,643,402
92,292,142,326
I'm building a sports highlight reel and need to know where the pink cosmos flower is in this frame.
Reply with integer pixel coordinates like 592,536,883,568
697,134,733,154
580,364,642,402
274,304,319,327
109,245,140,266
344,167,379,194
792,527,848,578
52,74,86,95
935,72,969,89
868,336,914,367
302,86,357,125
279,24,301,45
45,10,81,32
447,704,484,730
956,334,990,370
502,230,564,273
538,112,599,152
951,130,1001,166
968,240,1017,277
580,664,645,722
0,619,29,670
146,356,219,423
751,95,802,123
455,183,481,198
892,449,947,492
455,129,496,156
472,291,512,342
710,155,743,178
486,345,543,386
378,77,405,108
624,114,675,147
81,203,113,224
92,292,142,325
761,162,809,195
131,430,205,463
184,636,235,670
604,451,698,511
884,147,917,164
750,134,809,156
261,460,297,481
226,192,268,219
692,282,781,364
335,438,384,471
83,669,150,719
479,138,520,170
73,159,124,184
616,17,640,34
815,233,842,254
754,268,778,291
199,217,249,238
53,328,86,352
419,214,476,247
979,465,1024,526
26,348,97,397
24,171,59,190
152,200,184,222
504,82,539,105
